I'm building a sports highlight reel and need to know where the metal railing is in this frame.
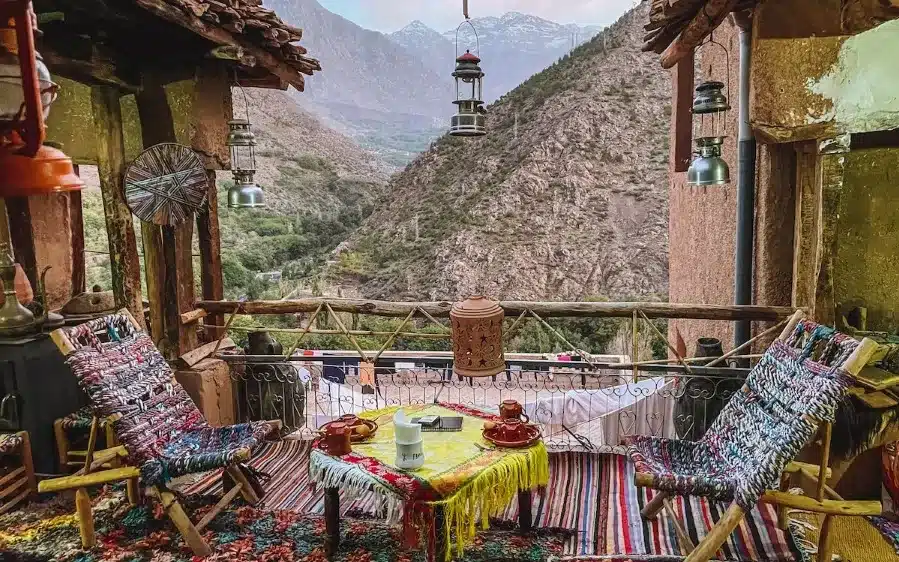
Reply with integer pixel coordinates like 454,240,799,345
221,353,748,453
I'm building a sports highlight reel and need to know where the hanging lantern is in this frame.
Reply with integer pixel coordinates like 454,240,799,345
0,142,83,196
686,34,731,187
0,1,56,156
226,118,264,208
686,80,730,186
450,295,505,377
450,18,486,137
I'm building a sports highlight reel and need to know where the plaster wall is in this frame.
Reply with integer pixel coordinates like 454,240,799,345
834,148,899,332
668,19,797,352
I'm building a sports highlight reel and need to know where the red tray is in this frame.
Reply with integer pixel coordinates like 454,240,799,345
482,424,541,448
319,418,378,443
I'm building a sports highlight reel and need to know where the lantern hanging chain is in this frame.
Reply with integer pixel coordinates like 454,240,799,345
695,29,731,139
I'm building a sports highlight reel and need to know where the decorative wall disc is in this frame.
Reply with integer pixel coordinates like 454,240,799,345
124,143,208,226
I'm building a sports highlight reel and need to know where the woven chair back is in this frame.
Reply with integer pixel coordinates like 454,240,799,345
700,320,857,509
61,313,208,468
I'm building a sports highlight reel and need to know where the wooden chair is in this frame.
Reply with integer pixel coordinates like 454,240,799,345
624,311,882,562
0,430,37,514
54,407,118,472
39,310,281,556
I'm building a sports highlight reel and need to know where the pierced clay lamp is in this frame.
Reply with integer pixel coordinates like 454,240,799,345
450,295,505,377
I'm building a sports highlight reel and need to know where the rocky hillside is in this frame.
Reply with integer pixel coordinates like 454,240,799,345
233,87,388,216
337,1,670,302
391,13,602,104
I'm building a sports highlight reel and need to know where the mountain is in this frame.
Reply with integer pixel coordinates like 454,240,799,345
389,20,454,76
390,13,603,104
335,1,670,302
262,0,448,167
233,88,388,215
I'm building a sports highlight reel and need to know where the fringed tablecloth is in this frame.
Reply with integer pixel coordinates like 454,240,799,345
309,403,549,560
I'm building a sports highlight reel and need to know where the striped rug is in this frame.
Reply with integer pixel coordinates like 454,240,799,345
178,442,799,560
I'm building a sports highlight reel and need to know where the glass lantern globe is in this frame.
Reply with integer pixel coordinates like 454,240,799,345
227,119,257,173
0,41,57,127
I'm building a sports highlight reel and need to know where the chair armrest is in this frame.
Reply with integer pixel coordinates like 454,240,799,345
760,490,881,516
39,466,140,493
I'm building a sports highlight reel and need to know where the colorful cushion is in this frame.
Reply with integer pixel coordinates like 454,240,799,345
0,432,23,456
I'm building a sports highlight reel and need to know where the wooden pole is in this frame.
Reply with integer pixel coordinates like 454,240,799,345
69,165,86,296
91,86,145,328
135,83,170,344
192,62,229,342
197,299,799,321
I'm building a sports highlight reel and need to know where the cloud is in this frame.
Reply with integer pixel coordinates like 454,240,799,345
319,0,638,32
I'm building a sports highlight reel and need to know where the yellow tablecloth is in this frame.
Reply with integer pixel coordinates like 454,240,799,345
309,404,549,560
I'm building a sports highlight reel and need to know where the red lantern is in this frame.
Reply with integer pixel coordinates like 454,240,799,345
0,0,46,156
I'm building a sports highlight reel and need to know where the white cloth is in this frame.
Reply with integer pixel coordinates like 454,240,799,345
522,377,677,450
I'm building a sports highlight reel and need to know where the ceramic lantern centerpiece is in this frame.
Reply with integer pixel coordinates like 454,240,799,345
451,296,505,378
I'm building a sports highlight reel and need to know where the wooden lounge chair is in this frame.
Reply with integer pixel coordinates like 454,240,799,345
39,310,281,556
624,311,882,562
0,430,36,514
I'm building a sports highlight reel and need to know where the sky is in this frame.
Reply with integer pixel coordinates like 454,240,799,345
317,0,639,33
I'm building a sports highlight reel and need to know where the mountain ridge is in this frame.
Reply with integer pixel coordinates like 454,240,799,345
335,1,670,302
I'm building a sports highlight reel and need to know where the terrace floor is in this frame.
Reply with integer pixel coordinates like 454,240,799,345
3,443,895,561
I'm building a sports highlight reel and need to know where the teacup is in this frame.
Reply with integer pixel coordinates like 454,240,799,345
339,414,362,427
322,422,352,456
497,418,526,442
499,399,530,423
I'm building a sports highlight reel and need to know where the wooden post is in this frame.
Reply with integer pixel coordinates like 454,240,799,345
197,169,224,340
671,51,695,173
192,62,230,342
69,170,86,297
91,86,145,327
136,81,197,356
324,486,340,556
517,490,533,532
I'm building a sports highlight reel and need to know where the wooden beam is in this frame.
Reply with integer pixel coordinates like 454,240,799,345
661,0,740,69
69,166,86,297
90,86,145,328
671,50,694,173
198,299,799,321
192,63,229,340
134,0,312,91
42,47,141,93
815,136,851,326
135,83,172,346
760,490,881,516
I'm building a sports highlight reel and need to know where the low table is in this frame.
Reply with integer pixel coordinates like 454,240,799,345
309,403,549,561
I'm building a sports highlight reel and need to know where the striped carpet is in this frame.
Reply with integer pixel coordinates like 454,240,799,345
179,441,799,560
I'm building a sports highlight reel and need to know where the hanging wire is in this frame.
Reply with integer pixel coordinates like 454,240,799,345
455,19,480,58
693,31,731,139
232,67,251,122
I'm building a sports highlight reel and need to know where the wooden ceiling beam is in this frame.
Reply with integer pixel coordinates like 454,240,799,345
134,0,306,91
42,46,142,92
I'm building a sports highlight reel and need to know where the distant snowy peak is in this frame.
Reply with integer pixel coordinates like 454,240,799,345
443,12,602,48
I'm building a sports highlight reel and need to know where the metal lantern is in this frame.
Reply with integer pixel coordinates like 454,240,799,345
0,1,57,156
226,118,264,208
450,19,486,137
687,80,730,186
450,295,505,377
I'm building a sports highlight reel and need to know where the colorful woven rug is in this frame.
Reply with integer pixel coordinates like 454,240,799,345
597,455,802,561
0,487,566,562
179,442,799,560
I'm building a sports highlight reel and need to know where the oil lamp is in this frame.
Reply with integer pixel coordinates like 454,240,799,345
450,19,486,137
686,80,730,186
226,118,264,208
450,296,505,377
0,0,56,155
